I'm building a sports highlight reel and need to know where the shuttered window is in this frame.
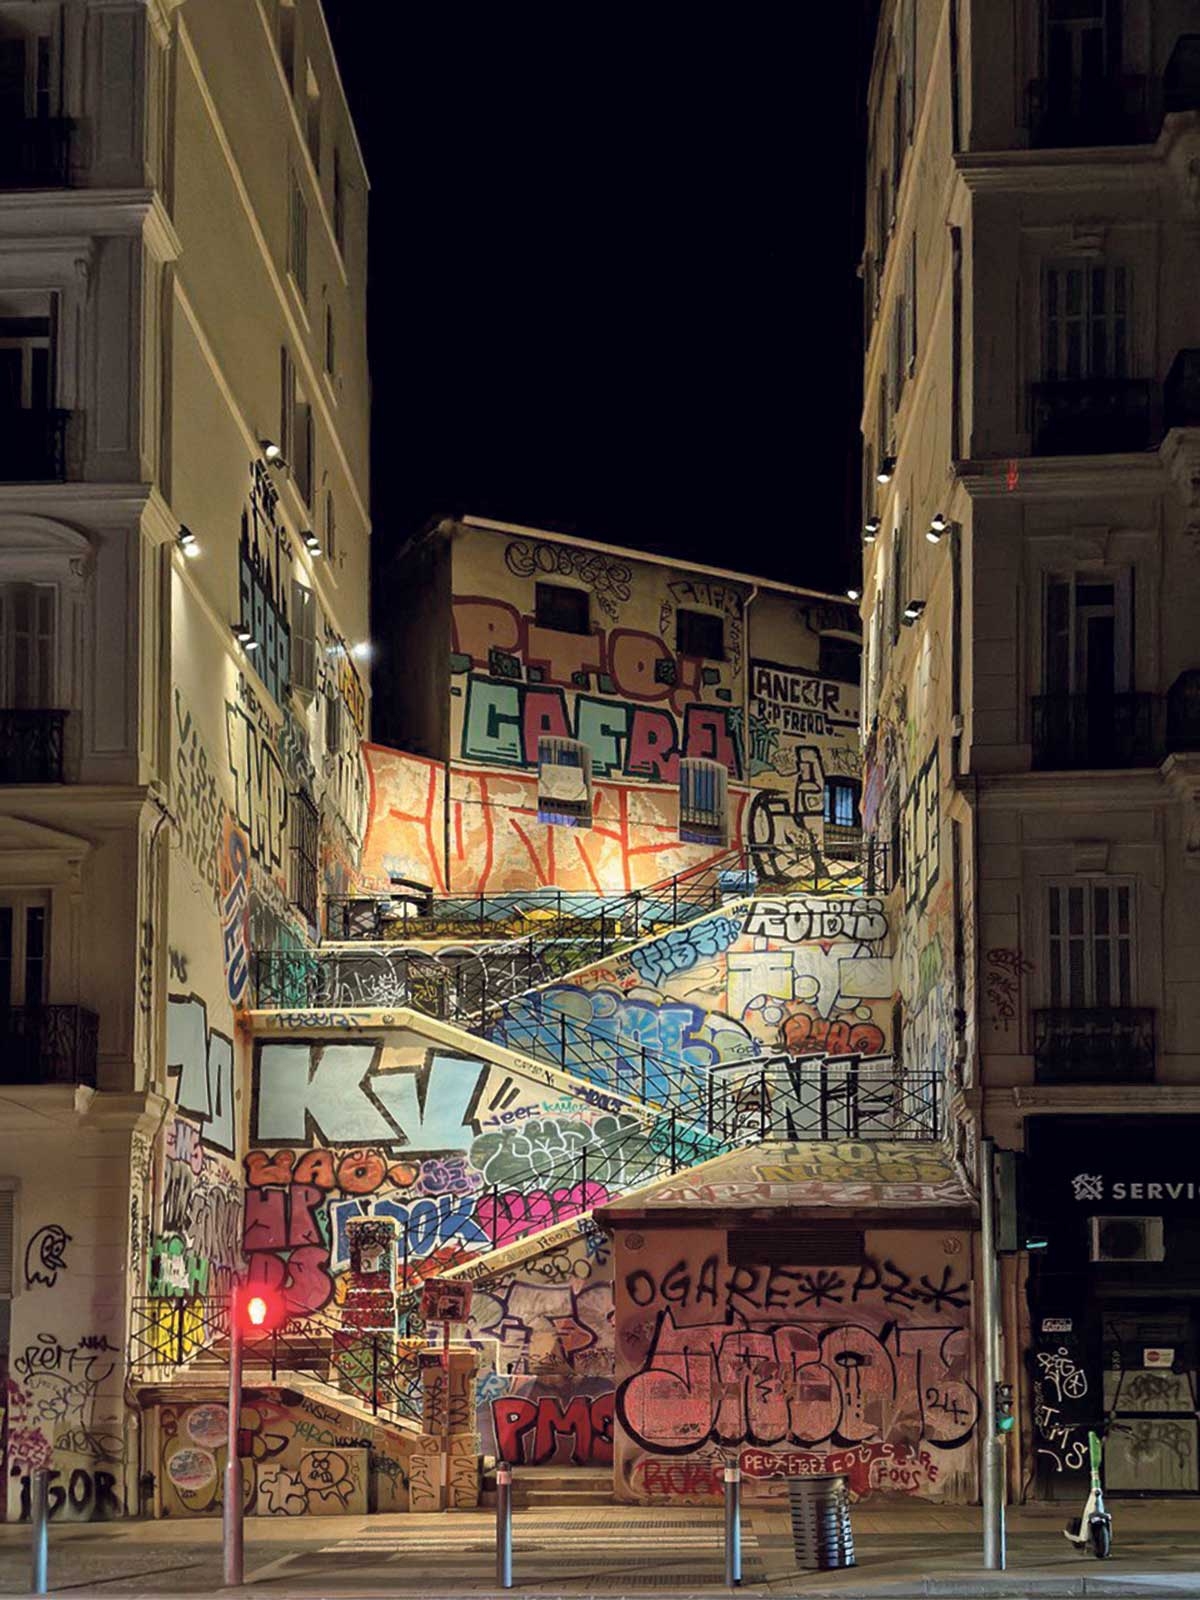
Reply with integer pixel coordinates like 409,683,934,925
537,737,592,827
1048,882,1133,1009
679,757,727,846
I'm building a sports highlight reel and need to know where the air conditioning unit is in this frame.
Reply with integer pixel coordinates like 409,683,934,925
1089,1215,1165,1264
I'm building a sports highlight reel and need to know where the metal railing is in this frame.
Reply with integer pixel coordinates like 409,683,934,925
1032,1007,1155,1084
127,1296,423,1424
1032,692,1163,770
1167,670,1200,754
708,1057,940,1142
1026,74,1157,148
0,1005,98,1087
0,709,68,783
0,116,72,187
1030,377,1157,456
0,408,71,481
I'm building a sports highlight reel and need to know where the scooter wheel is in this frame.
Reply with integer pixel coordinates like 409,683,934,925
1089,1519,1112,1560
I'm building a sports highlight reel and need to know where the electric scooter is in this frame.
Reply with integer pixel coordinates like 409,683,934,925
1062,1430,1112,1559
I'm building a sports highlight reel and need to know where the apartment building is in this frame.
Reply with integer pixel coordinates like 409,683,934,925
366,515,865,900
0,0,369,1520
862,0,1200,1502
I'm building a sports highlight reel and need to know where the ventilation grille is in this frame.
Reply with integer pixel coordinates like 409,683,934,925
728,1226,864,1267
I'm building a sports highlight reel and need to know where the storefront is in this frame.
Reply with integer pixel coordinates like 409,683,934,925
1025,1116,1200,1499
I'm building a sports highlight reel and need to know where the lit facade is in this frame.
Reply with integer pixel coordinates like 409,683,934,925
863,0,1200,1501
0,0,370,1520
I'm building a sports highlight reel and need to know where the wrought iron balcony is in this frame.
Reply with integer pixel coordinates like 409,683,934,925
0,1006,99,1088
823,822,864,860
0,709,67,783
0,409,71,481
0,117,73,188
1032,692,1163,769
1033,1007,1155,1084
1026,75,1156,148
1167,671,1200,754
1165,349,1200,430
1030,378,1157,456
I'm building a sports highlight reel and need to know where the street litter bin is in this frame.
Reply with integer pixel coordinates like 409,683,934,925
786,1473,855,1570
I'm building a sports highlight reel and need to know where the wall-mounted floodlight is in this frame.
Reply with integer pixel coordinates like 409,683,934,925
863,517,880,544
902,599,926,624
260,439,286,467
876,455,897,485
846,586,862,602
926,512,949,544
233,623,259,652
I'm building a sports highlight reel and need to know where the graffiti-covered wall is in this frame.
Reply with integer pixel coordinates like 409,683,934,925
612,1225,978,1503
367,525,863,895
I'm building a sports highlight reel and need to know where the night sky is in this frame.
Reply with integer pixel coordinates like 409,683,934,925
323,5,878,600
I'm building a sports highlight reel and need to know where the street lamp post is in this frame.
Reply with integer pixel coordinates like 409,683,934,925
979,1137,1006,1570
224,1285,285,1587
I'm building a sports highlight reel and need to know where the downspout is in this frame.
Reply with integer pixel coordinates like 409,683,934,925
741,583,759,856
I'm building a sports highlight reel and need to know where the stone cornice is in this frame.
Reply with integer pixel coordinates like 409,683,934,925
954,453,1165,501
984,1084,1200,1114
0,482,156,527
956,767,1169,809
0,190,181,261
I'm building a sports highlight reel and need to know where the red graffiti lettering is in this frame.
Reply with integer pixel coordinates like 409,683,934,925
493,1393,614,1466
781,1015,886,1056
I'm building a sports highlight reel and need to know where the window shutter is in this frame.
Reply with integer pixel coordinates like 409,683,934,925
906,232,918,373
679,757,728,846
290,581,317,693
537,737,592,827
904,0,917,141
0,1187,13,1297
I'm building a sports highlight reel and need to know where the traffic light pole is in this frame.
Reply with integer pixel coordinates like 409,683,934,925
224,1297,245,1588
979,1136,1006,1570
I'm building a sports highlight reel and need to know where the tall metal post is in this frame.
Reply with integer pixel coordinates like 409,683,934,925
29,1466,49,1596
979,1135,1006,1570
223,1302,245,1588
723,1463,742,1587
496,1463,513,1588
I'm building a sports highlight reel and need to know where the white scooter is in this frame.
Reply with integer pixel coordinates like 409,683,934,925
1063,1430,1112,1559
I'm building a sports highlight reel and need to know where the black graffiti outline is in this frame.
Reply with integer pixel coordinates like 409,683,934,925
24,1224,71,1289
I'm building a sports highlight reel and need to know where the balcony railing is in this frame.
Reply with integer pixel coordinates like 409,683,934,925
1167,671,1200,754
1026,74,1159,148
1033,1007,1155,1084
1032,693,1163,770
0,1006,99,1087
0,709,67,783
1166,349,1200,430
0,117,72,188
0,409,71,481
1030,378,1157,456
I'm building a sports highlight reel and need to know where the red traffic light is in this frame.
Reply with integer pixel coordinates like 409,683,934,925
235,1284,285,1334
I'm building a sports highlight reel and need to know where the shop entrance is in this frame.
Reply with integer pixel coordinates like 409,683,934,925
1101,1307,1198,1495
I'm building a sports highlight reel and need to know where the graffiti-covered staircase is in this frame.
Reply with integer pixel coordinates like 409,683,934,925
137,837,949,1513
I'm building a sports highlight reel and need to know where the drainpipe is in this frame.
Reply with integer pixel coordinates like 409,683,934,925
741,585,759,844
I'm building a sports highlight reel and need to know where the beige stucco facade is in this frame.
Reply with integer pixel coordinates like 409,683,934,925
0,0,369,1520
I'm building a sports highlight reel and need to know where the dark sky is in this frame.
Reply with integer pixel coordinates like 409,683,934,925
324,6,877,596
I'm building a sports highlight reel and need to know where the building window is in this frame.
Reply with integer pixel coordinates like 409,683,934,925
287,788,320,929
676,608,725,661
0,314,52,411
289,177,308,300
325,687,342,754
537,737,592,827
324,305,335,376
0,894,49,1006
324,487,337,561
824,777,862,829
1045,572,1131,695
888,520,904,646
819,633,861,684
290,581,317,693
1045,0,1114,102
1048,882,1132,1009
305,62,321,172
332,147,346,255
534,582,589,636
679,757,728,846
0,582,55,707
905,231,917,373
0,30,54,120
1044,263,1128,381
278,0,296,92
281,347,314,505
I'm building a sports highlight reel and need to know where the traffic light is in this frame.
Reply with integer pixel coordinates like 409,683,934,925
995,1382,1015,1434
234,1283,286,1335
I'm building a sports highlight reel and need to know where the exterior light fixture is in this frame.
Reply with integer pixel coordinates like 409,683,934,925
351,641,372,661
863,517,880,543
233,623,259,652
876,455,897,484
846,586,862,602
177,526,200,558
926,512,949,543
303,531,322,556
260,438,286,466
902,599,926,624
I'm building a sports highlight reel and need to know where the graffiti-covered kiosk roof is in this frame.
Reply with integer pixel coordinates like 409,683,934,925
594,1140,977,1229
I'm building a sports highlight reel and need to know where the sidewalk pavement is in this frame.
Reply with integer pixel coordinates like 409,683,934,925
0,1500,1197,1598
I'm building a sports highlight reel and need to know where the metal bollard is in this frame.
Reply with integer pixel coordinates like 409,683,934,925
496,1464,513,1589
30,1467,49,1596
724,1463,742,1587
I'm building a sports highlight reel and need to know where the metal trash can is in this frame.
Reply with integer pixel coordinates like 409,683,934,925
786,1473,855,1570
